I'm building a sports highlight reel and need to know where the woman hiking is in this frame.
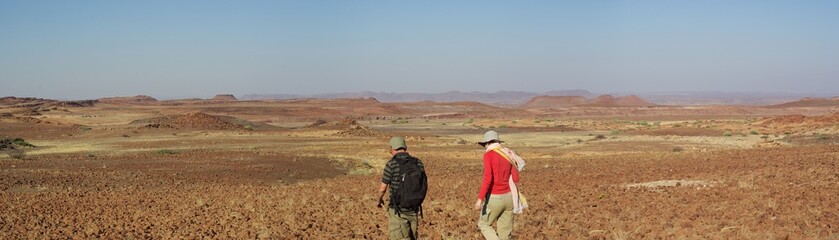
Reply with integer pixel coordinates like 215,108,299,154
474,130,526,240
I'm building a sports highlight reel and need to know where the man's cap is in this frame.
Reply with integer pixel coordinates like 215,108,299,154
478,130,501,144
389,136,407,150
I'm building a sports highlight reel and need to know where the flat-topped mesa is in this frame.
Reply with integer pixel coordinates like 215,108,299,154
210,94,238,101
521,95,654,108
97,95,158,104
520,96,587,109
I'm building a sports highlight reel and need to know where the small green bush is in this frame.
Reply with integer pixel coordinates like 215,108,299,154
723,131,733,137
672,146,684,152
12,138,35,148
750,130,759,135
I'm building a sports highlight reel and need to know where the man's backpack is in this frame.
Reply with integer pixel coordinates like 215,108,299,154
392,156,428,215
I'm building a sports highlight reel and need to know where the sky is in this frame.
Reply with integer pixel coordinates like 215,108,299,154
1,1,838,100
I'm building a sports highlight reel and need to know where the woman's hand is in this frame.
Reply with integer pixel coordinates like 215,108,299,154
473,199,483,211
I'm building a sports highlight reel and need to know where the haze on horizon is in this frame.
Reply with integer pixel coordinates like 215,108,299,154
1,1,838,100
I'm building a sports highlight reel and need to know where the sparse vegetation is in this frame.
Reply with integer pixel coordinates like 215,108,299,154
156,149,177,155
723,131,733,137
11,138,35,148
818,134,830,141
7,150,25,159
672,146,684,152
750,130,759,135
594,134,606,140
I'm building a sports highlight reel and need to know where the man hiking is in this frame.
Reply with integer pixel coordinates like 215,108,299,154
474,130,527,240
376,136,428,240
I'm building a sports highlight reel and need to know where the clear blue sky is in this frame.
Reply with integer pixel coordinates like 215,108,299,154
1,1,838,99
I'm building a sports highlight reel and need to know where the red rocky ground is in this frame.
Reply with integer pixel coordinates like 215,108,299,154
1,142,837,239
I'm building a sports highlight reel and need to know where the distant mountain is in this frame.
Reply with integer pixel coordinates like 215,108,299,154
242,90,837,106
635,92,834,106
543,89,596,98
521,95,654,109
242,90,593,105
210,94,238,101
521,96,587,108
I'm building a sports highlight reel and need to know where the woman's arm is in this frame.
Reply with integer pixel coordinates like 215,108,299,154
511,162,520,184
477,153,493,200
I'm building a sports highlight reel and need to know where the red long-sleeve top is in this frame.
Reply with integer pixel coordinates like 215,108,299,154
477,150,520,200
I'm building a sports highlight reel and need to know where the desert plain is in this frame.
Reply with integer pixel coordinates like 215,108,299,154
1,94,838,239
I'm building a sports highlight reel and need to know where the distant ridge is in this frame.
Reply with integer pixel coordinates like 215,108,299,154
768,97,839,108
242,90,594,105
521,95,654,109
98,95,157,104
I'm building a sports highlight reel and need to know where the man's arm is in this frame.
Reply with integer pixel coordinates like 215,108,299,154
378,160,393,208
376,182,388,208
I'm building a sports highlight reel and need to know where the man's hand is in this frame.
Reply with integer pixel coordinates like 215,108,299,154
376,182,388,208
473,199,483,211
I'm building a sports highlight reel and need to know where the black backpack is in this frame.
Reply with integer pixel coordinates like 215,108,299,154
392,156,428,215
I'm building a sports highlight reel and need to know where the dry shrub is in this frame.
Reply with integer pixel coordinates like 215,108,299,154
6,149,25,159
